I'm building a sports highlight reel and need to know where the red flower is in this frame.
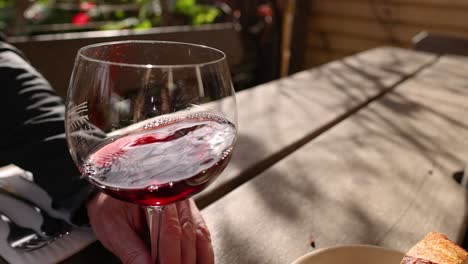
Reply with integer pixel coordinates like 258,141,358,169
72,12,90,25
257,4,273,17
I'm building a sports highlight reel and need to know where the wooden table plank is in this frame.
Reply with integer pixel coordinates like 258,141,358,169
374,55,468,249
196,47,436,207
202,54,468,263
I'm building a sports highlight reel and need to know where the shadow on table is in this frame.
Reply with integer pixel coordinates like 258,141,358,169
209,50,447,261
212,134,392,263
324,58,468,246
213,54,468,262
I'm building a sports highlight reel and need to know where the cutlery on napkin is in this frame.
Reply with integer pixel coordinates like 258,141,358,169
0,165,95,264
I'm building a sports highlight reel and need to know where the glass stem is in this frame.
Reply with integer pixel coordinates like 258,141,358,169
146,206,165,264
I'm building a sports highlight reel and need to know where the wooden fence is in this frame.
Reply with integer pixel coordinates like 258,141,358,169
305,0,468,67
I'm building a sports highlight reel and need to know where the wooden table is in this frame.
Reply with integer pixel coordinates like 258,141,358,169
59,47,468,262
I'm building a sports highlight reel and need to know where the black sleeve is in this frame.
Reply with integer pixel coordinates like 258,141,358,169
0,42,94,225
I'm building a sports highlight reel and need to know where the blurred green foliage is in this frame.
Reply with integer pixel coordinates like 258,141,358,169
1,0,221,35
175,0,220,25
0,0,13,30
0,0,13,8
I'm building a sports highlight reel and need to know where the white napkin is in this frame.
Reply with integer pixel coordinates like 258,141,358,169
0,165,96,264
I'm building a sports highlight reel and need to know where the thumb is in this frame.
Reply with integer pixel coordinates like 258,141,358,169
87,193,151,264
108,225,151,264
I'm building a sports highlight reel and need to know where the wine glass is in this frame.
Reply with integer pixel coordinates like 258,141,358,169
65,40,237,263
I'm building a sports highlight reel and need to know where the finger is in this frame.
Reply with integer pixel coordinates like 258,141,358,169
88,194,151,264
93,216,151,264
159,204,182,264
177,200,196,264
111,226,152,264
189,199,214,264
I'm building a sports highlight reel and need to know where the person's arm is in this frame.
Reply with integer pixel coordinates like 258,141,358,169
0,42,94,224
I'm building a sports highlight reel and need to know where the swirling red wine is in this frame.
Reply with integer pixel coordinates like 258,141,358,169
83,112,236,206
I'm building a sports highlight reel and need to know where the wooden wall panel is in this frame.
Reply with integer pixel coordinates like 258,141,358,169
304,0,468,67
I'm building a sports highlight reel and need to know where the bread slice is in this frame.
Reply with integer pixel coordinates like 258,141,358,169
401,232,467,264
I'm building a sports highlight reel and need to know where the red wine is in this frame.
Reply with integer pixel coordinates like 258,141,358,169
83,112,236,206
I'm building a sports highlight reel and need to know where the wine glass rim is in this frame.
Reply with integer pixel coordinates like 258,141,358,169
77,40,227,68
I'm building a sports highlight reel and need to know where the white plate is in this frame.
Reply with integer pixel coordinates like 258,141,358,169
291,245,405,264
